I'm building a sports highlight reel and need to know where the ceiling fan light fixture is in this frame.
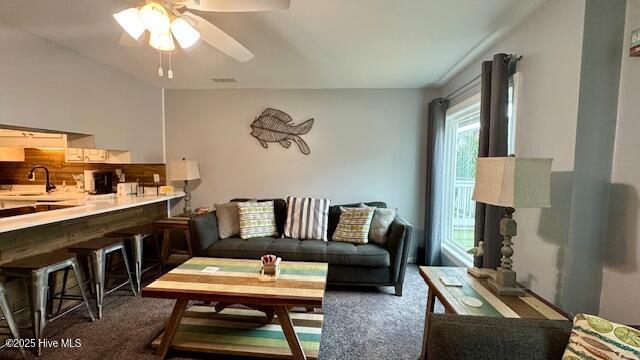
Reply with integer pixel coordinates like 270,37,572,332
171,17,201,49
149,32,176,52
113,8,146,40
140,2,171,34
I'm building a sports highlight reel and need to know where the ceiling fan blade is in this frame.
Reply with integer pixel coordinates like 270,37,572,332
184,11,254,62
118,31,144,47
185,0,290,12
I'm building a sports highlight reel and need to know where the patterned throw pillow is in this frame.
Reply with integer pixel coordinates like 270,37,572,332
358,203,397,245
284,197,330,241
237,201,278,239
332,207,375,244
562,314,640,359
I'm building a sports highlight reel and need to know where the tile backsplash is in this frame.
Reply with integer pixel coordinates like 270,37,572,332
0,148,165,186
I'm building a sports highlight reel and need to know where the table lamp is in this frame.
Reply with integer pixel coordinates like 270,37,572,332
472,157,552,296
169,158,200,215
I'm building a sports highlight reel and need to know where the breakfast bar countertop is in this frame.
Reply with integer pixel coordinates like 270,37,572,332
0,192,184,234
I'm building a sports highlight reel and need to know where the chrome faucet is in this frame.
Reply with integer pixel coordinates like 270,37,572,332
27,165,56,193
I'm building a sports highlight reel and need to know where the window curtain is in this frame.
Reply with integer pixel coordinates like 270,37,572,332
424,98,449,266
474,53,517,269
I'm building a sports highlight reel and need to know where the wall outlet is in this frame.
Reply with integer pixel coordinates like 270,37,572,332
153,174,160,183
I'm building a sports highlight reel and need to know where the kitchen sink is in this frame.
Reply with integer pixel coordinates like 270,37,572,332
0,204,80,218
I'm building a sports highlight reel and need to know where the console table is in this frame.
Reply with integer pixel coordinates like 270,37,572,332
419,266,569,360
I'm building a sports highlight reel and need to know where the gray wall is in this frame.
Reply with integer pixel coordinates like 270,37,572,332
164,88,435,260
439,0,586,306
600,0,640,323
561,0,625,317
0,20,164,163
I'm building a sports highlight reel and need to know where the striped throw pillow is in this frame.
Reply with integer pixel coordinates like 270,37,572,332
332,207,375,244
284,197,330,241
237,201,278,239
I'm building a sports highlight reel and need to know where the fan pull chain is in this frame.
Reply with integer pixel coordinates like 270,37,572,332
168,52,174,79
158,50,164,77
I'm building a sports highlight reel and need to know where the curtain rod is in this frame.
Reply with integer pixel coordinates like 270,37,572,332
444,73,481,101
444,54,522,101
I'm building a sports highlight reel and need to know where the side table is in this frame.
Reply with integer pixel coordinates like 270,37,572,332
153,217,193,266
419,266,569,360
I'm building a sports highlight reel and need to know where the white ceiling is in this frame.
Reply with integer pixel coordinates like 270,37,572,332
0,0,547,89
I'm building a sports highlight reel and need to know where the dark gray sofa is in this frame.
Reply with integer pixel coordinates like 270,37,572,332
426,314,572,360
189,199,413,296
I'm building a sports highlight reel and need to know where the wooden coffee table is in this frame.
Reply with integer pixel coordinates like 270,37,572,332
142,257,328,360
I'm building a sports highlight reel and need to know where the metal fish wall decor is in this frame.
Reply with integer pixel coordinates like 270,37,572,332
250,108,314,155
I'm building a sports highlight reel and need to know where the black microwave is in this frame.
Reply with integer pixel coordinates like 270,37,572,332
92,171,113,194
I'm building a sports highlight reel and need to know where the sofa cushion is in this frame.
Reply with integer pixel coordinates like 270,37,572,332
326,242,390,267
214,202,240,239
284,196,331,241
205,237,390,267
237,201,278,239
231,198,287,237
206,237,274,259
266,238,328,262
328,202,387,239
206,237,326,262
332,207,375,244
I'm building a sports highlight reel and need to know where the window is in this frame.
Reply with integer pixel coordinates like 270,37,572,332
441,76,518,264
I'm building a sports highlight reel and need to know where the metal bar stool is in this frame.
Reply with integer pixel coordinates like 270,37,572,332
105,224,163,293
67,237,136,319
0,250,95,356
0,281,27,359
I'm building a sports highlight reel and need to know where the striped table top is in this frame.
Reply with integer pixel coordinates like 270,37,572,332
419,266,568,320
151,305,323,359
143,257,328,307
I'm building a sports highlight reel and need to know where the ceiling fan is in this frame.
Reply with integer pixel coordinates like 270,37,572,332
113,0,290,78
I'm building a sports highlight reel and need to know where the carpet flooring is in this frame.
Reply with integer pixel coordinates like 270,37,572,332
1,265,442,360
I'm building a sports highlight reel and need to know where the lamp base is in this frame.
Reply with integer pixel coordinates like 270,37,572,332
467,267,490,279
487,267,525,296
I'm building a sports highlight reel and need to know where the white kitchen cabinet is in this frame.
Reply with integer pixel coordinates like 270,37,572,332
84,149,107,163
64,134,95,149
0,130,30,147
65,147,84,162
0,130,66,148
66,148,130,163
106,150,132,164
30,132,63,139
0,129,28,138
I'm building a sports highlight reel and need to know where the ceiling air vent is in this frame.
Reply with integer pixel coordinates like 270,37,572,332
211,78,237,83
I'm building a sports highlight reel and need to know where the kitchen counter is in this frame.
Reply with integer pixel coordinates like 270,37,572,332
0,192,184,234
0,190,82,202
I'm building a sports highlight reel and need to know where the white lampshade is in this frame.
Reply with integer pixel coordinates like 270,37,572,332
139,2,171,34
169,159,200,181
113,8,146,40
472,157,553,208
171,17,200,49
149,32,175,51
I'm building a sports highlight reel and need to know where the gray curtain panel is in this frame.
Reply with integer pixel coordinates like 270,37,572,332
474,53,513,269
424,98,449,266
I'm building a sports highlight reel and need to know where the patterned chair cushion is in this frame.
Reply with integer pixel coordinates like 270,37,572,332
563,314,640,359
